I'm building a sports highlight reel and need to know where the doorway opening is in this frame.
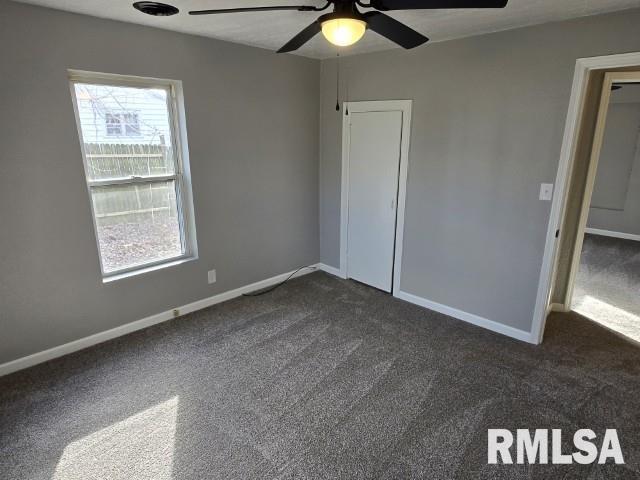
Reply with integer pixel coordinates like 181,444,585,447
534,61,640,344
339,100,412,295
571,77,640,343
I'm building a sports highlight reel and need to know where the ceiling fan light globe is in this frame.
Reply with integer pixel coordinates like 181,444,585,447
321,18,366,47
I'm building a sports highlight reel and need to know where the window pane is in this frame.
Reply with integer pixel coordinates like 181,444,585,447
124,113,141,136
91,181,183,273
73,83,175,180
105,113,122,136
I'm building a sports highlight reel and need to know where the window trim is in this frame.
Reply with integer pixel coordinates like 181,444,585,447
69,70,198,281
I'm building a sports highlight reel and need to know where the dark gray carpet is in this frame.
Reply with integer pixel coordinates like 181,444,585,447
1,272,639,479
573,233,640,343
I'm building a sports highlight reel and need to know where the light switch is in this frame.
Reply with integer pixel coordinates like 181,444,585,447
539,183,553,201
208,269,216,284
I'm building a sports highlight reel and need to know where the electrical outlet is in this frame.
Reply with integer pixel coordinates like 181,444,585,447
208,269,216,284
173,309,180,318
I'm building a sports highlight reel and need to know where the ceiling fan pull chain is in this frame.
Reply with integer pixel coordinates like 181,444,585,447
345,63,349,115
336,52,340,112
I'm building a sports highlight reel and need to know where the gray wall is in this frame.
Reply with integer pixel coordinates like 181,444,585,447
319,9,640,332
588,95,640,235
0,0,320,364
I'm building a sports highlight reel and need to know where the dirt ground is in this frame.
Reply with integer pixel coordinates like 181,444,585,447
97,218,182,273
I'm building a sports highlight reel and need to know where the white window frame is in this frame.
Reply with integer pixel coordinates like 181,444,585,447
69,70,198,281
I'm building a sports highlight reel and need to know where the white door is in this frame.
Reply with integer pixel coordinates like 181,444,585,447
346,110,403,292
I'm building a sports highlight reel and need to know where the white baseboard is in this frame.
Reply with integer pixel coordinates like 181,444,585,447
585,228,640,242
0,264,319,377
395,290,535,344
549,302,570,313
317,263,345,278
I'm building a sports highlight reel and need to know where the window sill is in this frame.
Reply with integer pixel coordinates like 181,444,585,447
102,256,197,283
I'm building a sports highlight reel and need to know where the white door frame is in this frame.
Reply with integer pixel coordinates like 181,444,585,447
530,51,640,344
339,100,413,296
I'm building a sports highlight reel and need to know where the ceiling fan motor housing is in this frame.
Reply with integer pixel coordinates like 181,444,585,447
318,10,367,27
329,0,366,17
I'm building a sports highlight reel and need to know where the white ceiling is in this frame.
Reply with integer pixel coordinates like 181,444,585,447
13,0,640,58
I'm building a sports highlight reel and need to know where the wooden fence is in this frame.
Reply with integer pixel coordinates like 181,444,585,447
85,143,178,226
85,142,173,180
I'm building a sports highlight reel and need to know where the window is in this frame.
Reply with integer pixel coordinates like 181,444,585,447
123,113,141,136
105,113,122,136
105,112,141,137
70,71,197,278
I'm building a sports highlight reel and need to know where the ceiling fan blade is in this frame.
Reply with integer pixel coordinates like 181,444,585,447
370,0,508,11
364,12,428,49
189,5,317,15
277,21,321,53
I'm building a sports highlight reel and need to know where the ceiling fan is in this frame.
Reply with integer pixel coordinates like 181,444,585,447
133,0,509,53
